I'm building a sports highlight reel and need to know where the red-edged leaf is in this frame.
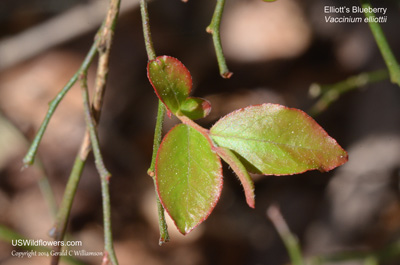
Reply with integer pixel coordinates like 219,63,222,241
156,124,223,234
147,56,192,115
210,104,348,175
179,97,212,120
215,147,255,208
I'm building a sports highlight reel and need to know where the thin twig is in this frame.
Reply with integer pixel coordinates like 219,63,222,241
49,111,98,265
36,39,99,265
22,40,99,167
79,82,114,263
80,74,111,180
267,204,305,265
206,0,232,79
49,0,121,263
90,0,121,263
360,0,400,86
50,148,88,265
308,69,389,116
140,0,156,61
147,103,165,177
140,0,170,245
148,102,170,245
39,38,97,265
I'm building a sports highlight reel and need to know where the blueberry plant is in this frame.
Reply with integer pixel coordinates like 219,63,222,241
18,0,400,264
147,55,347,234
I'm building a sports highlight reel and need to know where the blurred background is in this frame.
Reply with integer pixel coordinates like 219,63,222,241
1,0,400,264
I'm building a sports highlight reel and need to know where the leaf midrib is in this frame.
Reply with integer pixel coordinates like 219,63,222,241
210,132,319,152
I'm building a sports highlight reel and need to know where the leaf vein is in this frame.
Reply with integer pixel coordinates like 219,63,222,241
210,133,319,151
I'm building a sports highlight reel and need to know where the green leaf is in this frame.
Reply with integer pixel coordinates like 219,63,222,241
179,97,212,120
156,124,223,234
147,56,192,115
215,147,255,208
210,104,348,175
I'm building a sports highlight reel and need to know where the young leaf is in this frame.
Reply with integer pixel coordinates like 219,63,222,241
147,56,192,115
210,104,348,175
156,124,223,234
179,97,212,120
214,147,255,208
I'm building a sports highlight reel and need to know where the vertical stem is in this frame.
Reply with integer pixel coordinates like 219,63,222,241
140,0,170,244
140,0,156,61
49,41,98,265
51,0,121,263
147,103,166,175
92,0,121,263
21,31,99,265
81,71,117,265
151,103,169,245
51,147,88,265
101,171,115,265
206,0,232,79
361,0,400,86
80,75,111,180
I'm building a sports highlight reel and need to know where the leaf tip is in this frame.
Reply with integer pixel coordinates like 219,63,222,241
319,149,348,172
